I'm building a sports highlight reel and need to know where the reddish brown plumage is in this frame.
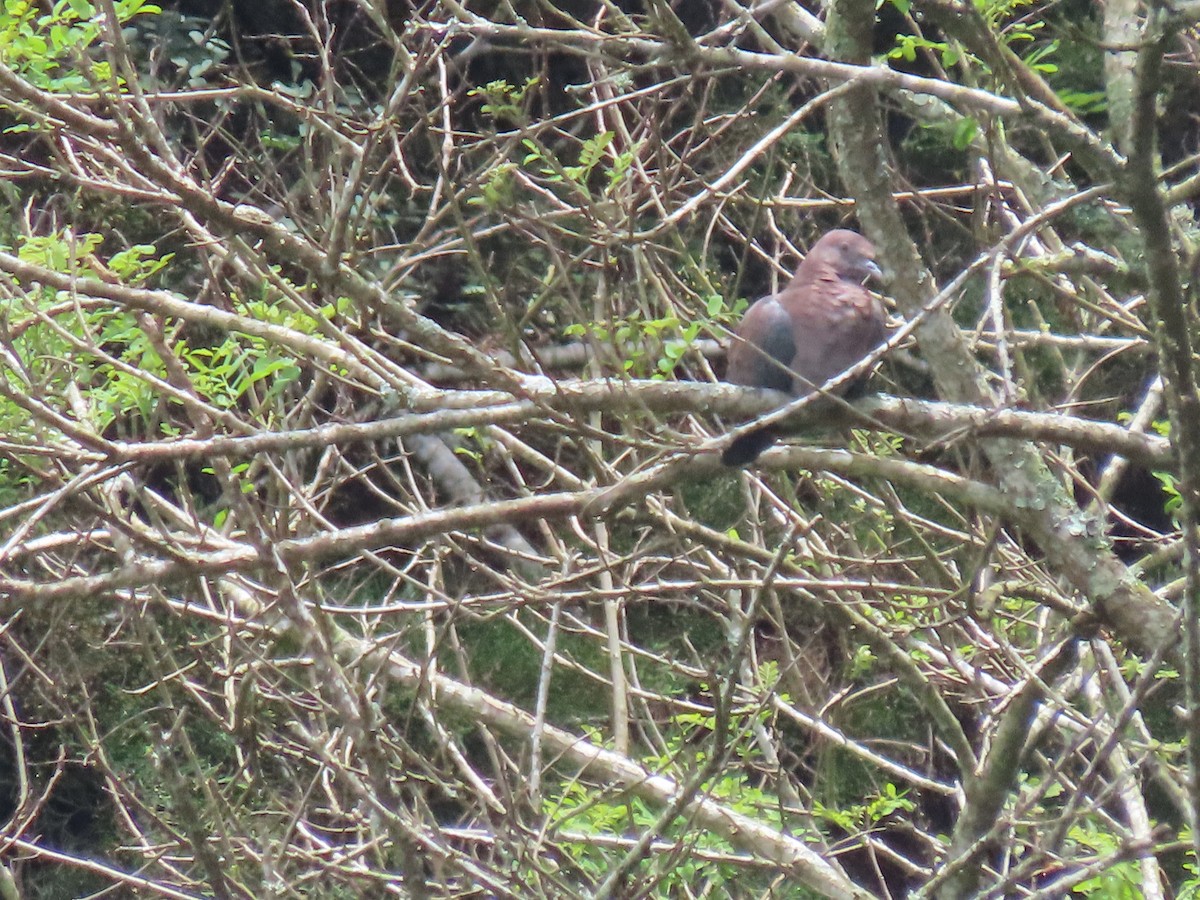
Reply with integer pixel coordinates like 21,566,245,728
723,230,887,466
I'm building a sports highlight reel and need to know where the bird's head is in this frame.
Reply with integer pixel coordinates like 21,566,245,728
810,229,883,285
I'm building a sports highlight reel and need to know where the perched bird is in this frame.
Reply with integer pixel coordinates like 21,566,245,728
722,229,887,466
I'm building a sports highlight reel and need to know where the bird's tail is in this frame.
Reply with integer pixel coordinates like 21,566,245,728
721,427,779,467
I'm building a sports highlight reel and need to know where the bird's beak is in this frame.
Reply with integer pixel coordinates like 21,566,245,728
863,260,884,284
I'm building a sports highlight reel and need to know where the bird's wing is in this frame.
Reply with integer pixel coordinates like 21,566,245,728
726,296,796,394
788,276,887,394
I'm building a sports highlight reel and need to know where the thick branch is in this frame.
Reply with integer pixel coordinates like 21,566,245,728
1116,7,1200,855
823,0,1180,743
94,384,1170,470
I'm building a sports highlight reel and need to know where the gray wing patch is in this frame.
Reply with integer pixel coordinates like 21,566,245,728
728,298,795,394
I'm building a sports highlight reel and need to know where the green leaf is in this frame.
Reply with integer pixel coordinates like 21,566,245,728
521,138,542,165
952,117,978,150
578,130,613,169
